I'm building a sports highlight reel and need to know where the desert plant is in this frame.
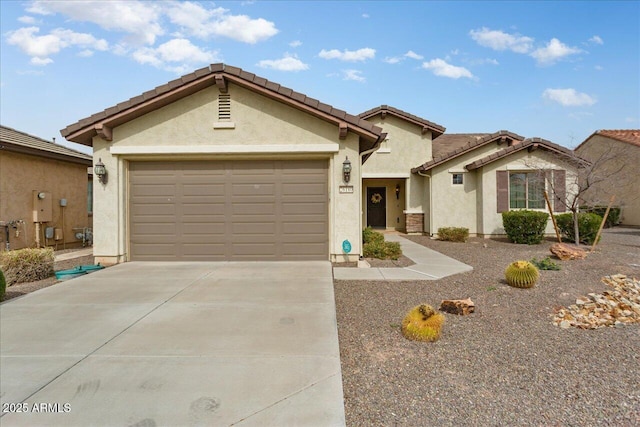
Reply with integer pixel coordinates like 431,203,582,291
0,269,6,301
401,304,445,342
362,227,384,244
363,239,402,260
505,260,539,288
437,227,469,242
531,256,561,271
580,206,621,228
555,212,602,245
502,210,549,244
0,247,54,286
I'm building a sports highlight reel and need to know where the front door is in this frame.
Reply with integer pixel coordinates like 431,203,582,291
367,187,386,228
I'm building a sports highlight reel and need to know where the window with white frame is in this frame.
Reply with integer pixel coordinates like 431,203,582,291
509,172,545,209
452,173,464,185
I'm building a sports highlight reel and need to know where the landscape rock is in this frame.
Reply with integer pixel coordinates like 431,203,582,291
553,275,640,329
550,243,587,261
439,298,475,315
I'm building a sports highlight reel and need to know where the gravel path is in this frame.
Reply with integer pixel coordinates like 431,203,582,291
335,227,640,426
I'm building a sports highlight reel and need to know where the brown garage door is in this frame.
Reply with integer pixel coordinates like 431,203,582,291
129,160,328,261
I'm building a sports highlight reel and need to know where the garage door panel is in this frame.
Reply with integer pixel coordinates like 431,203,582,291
130,160,327,261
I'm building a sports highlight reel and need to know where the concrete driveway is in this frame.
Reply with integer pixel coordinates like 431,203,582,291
0,262,345,426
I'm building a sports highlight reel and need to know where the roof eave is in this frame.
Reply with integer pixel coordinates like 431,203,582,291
0,142,92,165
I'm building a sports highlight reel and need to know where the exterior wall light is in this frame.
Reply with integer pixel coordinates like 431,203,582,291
342,157,352,183
395,184,401,199
94,158,108,184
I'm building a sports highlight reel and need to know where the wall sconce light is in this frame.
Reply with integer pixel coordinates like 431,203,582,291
395,184,400,199
94,158,108,184
342,156,352,183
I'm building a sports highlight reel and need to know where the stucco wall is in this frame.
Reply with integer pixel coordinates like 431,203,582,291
576,135,640,225
92,82,363,263
0,151,91,251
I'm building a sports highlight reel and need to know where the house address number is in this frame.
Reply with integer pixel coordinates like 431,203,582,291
339,186,354,194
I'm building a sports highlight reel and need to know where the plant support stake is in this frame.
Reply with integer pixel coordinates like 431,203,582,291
591,195,616,252
544,191,562,243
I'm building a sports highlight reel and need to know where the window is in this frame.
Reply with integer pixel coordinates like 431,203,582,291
509,172,545,209
452,173,463,185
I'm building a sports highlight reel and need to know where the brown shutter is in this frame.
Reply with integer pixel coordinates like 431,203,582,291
497,170,509,213
553,170,566,212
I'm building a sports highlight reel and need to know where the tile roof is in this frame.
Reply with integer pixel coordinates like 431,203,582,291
432,133,489,158
465,137,588,170
61,63,384,146
0,125,92,164
412,130,525,172
576,129,640,150
359,105,446,138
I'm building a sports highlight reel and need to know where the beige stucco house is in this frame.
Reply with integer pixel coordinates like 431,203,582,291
575,129,640,226
60,63,585,264
0,125,93,251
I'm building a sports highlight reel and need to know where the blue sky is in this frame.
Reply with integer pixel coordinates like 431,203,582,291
1,1,638,155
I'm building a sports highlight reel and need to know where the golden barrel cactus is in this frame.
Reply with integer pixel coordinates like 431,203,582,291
401,304,445,342
505,260,539,288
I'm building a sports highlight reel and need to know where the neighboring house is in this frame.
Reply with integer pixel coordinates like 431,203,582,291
59,63,584,264
575,129,640,226
0,125,93,251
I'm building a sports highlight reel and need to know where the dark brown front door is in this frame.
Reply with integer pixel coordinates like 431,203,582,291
367,187,386,228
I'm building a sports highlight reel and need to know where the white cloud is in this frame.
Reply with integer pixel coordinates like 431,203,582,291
343,69,366,82
469,27,533,53
209,14,278,43
78,49,94,57
362,13,370,18
132,38,220,73
542,88,596,107
289,40,302,48
422,58,474,79
6,26,108,65
531,38,582,65
319,48,375,62
404,50,423,60
384,56,402,64
18,16,37,24
588,35,604,45
257,54,309,71
28,0,164,45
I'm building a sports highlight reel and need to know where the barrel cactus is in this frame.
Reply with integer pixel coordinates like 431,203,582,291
505,260,539,288
401,304,445,342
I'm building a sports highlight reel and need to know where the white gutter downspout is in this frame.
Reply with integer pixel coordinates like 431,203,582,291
417,170,432,236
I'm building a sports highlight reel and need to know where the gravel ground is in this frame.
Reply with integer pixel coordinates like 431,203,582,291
2,254,96,301
335,227,640,426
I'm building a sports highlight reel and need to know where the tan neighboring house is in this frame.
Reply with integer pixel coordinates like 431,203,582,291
575,129,640,226
0,125,93,251
59,63,586,264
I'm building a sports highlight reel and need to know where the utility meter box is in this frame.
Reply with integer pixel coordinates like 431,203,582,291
33,191,53,222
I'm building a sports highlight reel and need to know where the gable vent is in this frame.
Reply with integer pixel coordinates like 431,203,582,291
218,94,231,121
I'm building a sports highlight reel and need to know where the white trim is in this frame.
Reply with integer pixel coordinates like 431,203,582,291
110,144,340,155
376,148,391,153
213,122,236,129
403,209,424,214
447,169,467,173
362,172,410,178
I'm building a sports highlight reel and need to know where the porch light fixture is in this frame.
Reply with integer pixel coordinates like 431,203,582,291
342,156,352,183
395,184,400,199
94,158,108,184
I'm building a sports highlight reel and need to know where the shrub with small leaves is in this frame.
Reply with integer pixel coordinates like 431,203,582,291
0,247,54,286
363,239,402,260
0,269,6,301
502,210,549,244
531,256,561,271
401,304,445,342
437,227,469,242
362,227,384,244
555,212,603,245
581,206,621,228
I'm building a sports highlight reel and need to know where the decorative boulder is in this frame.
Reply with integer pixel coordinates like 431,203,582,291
439,298,475,315
550,243,587,261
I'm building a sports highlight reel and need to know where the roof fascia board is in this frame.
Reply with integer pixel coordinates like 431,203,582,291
0,142,92,165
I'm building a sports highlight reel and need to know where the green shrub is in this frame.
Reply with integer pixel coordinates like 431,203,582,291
0,247,54,286
580,206,621,228
0,269,6,301
363,227,384,244
555,212,603,245
531,256,561,271
437,227,469,242
501,210,549,244
363,240,402,260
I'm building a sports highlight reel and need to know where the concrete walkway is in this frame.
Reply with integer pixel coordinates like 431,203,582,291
0,261,344,426
54,247,93,262
333,234,473,280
